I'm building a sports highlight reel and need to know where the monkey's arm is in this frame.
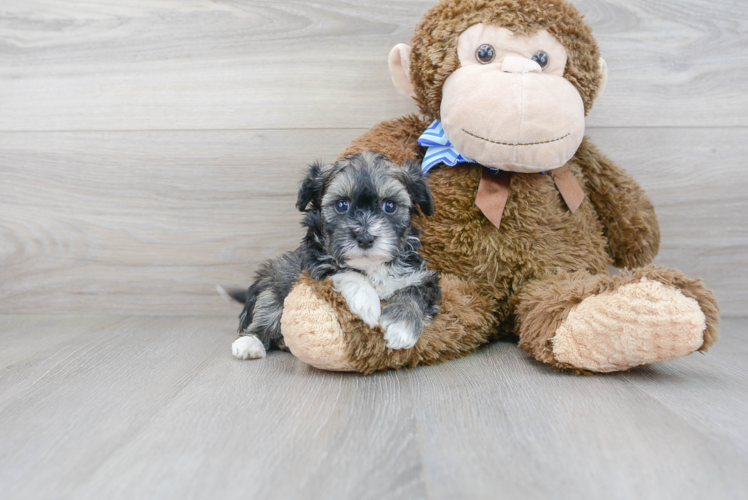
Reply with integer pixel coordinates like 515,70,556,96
575,138,660,268
339,114,430,164
281,273,496,374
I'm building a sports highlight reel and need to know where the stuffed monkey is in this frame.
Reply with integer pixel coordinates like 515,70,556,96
280,0,720,374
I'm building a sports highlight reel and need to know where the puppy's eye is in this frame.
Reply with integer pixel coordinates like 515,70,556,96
382,201,397,214
335,200,349,213
532,50,549,69
476,44,495,64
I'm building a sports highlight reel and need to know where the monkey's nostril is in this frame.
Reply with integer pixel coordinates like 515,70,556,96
356,233,376,250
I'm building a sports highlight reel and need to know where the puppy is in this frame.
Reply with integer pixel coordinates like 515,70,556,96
231,151,441,360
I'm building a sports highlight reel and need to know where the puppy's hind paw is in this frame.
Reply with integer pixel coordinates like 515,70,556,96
381,319,421,350
232,335,266,360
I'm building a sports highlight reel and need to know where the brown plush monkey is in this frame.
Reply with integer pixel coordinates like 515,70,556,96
280,0,720,374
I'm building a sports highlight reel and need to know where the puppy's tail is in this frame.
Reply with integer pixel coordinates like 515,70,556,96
217,284,260,333
215,284,248,305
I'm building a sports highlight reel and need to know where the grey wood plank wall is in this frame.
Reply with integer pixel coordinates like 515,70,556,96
1,0,746,316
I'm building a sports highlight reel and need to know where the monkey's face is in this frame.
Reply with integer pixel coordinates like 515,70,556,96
440,24,586,173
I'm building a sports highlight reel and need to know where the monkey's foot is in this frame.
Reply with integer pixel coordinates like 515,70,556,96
552,278,705,372
516,266,720,373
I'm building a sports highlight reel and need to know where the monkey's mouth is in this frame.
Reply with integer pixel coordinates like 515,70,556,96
462,129,570,146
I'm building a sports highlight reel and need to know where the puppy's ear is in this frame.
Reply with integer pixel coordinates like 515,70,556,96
296,161,326,212
402,160,434,216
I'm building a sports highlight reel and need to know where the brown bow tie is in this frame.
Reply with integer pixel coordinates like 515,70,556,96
475,165,585,229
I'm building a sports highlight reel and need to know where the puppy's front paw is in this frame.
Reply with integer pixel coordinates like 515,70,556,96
232,335,266,360
348,290,381,328
333,272,381,328
380,317,421,350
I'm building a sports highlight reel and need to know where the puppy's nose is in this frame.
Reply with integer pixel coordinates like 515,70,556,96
356,233,376,250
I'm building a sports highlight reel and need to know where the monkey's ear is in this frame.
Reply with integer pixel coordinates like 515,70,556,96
296,161,326,212
402,161,434,216
388,43,416,99
596,58,608,102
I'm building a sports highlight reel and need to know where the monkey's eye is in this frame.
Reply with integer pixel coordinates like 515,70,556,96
382,201,397,214
335,200,350,213
532,51,549,69
475,44,496,64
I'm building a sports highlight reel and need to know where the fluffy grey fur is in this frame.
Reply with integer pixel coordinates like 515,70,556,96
233,151,441,354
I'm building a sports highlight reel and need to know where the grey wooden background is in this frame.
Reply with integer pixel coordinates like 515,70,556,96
1,0,747,316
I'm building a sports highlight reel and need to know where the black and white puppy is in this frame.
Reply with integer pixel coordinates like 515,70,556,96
231,151,441,360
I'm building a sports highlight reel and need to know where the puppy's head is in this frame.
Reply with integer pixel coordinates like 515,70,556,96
297,151,433,270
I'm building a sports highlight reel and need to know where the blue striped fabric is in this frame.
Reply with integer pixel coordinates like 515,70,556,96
417,120,476,174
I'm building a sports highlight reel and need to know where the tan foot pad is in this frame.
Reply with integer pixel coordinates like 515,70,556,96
552,278,707,372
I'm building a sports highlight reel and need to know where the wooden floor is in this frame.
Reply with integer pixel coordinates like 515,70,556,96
1,314,747,499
